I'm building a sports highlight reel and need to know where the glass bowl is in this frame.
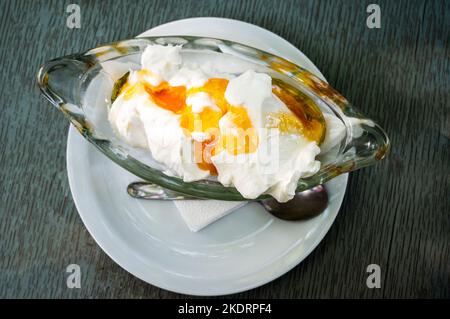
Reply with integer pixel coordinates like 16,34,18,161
37,36,390,201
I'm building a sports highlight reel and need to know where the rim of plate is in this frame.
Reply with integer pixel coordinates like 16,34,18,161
66,17,348,296
138,17,326,82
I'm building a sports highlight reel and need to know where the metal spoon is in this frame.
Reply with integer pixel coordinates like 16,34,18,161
127,182,328,220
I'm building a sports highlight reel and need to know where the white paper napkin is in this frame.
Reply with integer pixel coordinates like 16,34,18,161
175,200,247,232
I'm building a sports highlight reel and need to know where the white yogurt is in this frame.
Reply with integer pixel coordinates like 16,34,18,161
109,44,343,202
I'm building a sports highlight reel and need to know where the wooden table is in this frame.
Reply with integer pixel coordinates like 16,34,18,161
1,0,449,298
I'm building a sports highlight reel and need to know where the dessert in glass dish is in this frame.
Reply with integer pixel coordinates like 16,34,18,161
37,36,390,201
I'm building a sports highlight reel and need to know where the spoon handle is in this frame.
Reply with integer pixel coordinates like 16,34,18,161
127,182,205,200
128,182,328,221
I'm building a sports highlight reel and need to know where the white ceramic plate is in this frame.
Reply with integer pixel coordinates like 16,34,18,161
67,17,348,296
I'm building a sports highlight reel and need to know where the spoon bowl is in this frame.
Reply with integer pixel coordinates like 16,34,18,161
259,185,328,220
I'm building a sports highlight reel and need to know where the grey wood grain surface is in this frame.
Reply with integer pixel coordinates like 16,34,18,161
0,0,448,298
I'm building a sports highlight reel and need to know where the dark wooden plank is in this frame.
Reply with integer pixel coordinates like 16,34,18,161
379,0,450,298
0,0,448,298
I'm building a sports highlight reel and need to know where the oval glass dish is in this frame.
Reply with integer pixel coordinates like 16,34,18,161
37,36,390,201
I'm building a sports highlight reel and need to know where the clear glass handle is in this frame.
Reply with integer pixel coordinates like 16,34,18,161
37,55,93,133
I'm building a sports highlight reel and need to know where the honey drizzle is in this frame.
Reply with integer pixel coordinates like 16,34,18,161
114,73,326,174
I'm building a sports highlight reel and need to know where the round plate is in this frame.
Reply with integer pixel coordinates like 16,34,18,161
67,17,348,296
